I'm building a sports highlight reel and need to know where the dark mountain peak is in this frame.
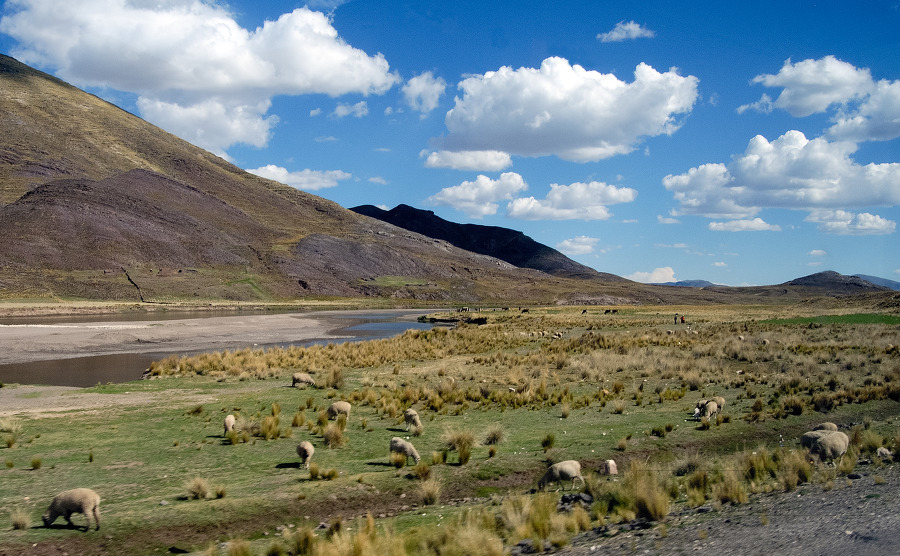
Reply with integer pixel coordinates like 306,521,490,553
352,203,619,280
785,271,888,293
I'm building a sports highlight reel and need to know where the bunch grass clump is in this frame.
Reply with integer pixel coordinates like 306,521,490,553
186,477,210,500
10,507,30,530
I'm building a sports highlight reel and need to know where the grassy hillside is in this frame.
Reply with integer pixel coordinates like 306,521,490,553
1,304,898,554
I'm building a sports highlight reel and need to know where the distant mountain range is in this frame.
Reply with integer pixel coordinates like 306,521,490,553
1,53,896,306
351,204,622,281
853,274,900,291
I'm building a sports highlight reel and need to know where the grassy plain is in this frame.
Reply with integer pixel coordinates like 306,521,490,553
1,304,899,555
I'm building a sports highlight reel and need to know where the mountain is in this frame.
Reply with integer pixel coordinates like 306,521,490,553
853,274,900,291
351,204,621,280
0,53,656,305
783,271,889,294
651,280,719,288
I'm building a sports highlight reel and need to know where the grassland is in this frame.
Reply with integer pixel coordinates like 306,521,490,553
1,304,899,555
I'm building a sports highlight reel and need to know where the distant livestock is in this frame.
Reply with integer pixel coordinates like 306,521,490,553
806,431,850,465
42,488,101,531
693,400,718,420
326,401,351,421
537,460,585,491
404,408,422,432
389,437,421,465
223,414,236,436
296,441,315,469
813,422,839,431
292,372,316,388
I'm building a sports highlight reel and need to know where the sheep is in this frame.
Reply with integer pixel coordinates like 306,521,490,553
807,431,850,465
42,488,101,531
813,422,839,431
598,459,618,475
326,401,351,421
537,460,585,491
292,372,316,388
404,408,423,432
223,414,236,436
710,396,726,412
296,441,315,469
389,437,421,465
800,429,833,449
876,447,893,461
692,400,718,420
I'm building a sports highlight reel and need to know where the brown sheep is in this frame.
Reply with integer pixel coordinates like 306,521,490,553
42,488,101,530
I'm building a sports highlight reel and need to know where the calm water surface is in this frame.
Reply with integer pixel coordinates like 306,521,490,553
0,310,433,387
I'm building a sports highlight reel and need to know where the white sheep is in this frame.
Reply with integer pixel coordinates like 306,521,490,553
292,372,316,388
813,422,839,431
800,429,832,449
389,437,421,465
693,400,718,420
537,460,585,491
404,409,423,432
326,401,351,420
598,459,618,475
224,414,236,436
296,441,315,469
42,488,101,530
710,396,726,411
807,431,850,465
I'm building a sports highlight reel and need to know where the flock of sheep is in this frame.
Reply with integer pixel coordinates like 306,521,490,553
37,378,886,533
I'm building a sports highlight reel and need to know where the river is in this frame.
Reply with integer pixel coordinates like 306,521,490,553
0,309,434,387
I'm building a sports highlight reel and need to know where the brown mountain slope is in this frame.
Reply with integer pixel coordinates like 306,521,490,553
1,53,674,304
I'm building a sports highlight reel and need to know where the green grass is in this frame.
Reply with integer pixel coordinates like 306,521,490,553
1,304,899,554
759,313,900,325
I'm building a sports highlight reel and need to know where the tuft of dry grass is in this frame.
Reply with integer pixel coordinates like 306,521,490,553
11,507,30,530
323,423,345,448
419,478,442,505
186,477,209,500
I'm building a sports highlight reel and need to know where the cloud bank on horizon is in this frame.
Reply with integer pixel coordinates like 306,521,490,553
0,0,897,285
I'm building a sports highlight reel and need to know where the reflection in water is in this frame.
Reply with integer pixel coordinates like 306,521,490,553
0,311,433,388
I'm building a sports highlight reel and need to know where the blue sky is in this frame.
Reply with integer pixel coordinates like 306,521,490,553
1,0,898,286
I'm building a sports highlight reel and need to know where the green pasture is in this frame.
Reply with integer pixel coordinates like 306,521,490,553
1,304,899,554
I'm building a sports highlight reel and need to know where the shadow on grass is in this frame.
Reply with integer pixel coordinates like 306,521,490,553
275,462,301,469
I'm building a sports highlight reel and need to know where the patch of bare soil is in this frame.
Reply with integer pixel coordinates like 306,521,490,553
557,460,900,556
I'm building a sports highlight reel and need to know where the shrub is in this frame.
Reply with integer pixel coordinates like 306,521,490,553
215,486,227,499
541,433,555,452
323,424,345,448
443,429,476,464
419,478,442,505
226,539,252,556
11,508,30,530
390,451,407,469
412,462,431,480
309,462,320,480
260,416,280,440
186,477,209,500
626,462,669,521
616,438,628,451
30,458,41,470
714,470,747,505
560,404,570,418
225,430,240,445
326,368,344,389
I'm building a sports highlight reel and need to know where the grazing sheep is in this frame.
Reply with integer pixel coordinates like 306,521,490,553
693,400,718,420
389,437,421,465
800,430,833,449
404,409,423,432
598,459,618,475
223,414,236,435
326,401,351,421
292,372,316,388
296,441,315,469
711,396,726,411
807,431,850,465
42,488,101,531
537,460,585,491
813,422,839,431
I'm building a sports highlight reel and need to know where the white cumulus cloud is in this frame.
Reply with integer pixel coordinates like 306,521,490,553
808,249,827,257
332,101,369,118
422,150,512,171
743,56,900,142
597,21,655,43
246,165,351,190
556,236,599,256
663,130,900,226
708,218,781,232
402,71,447,116
805,210,896,235
507,181,637,221
0,1,400,155
626,267,676,283
439,57,698,162
428,172,528,218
